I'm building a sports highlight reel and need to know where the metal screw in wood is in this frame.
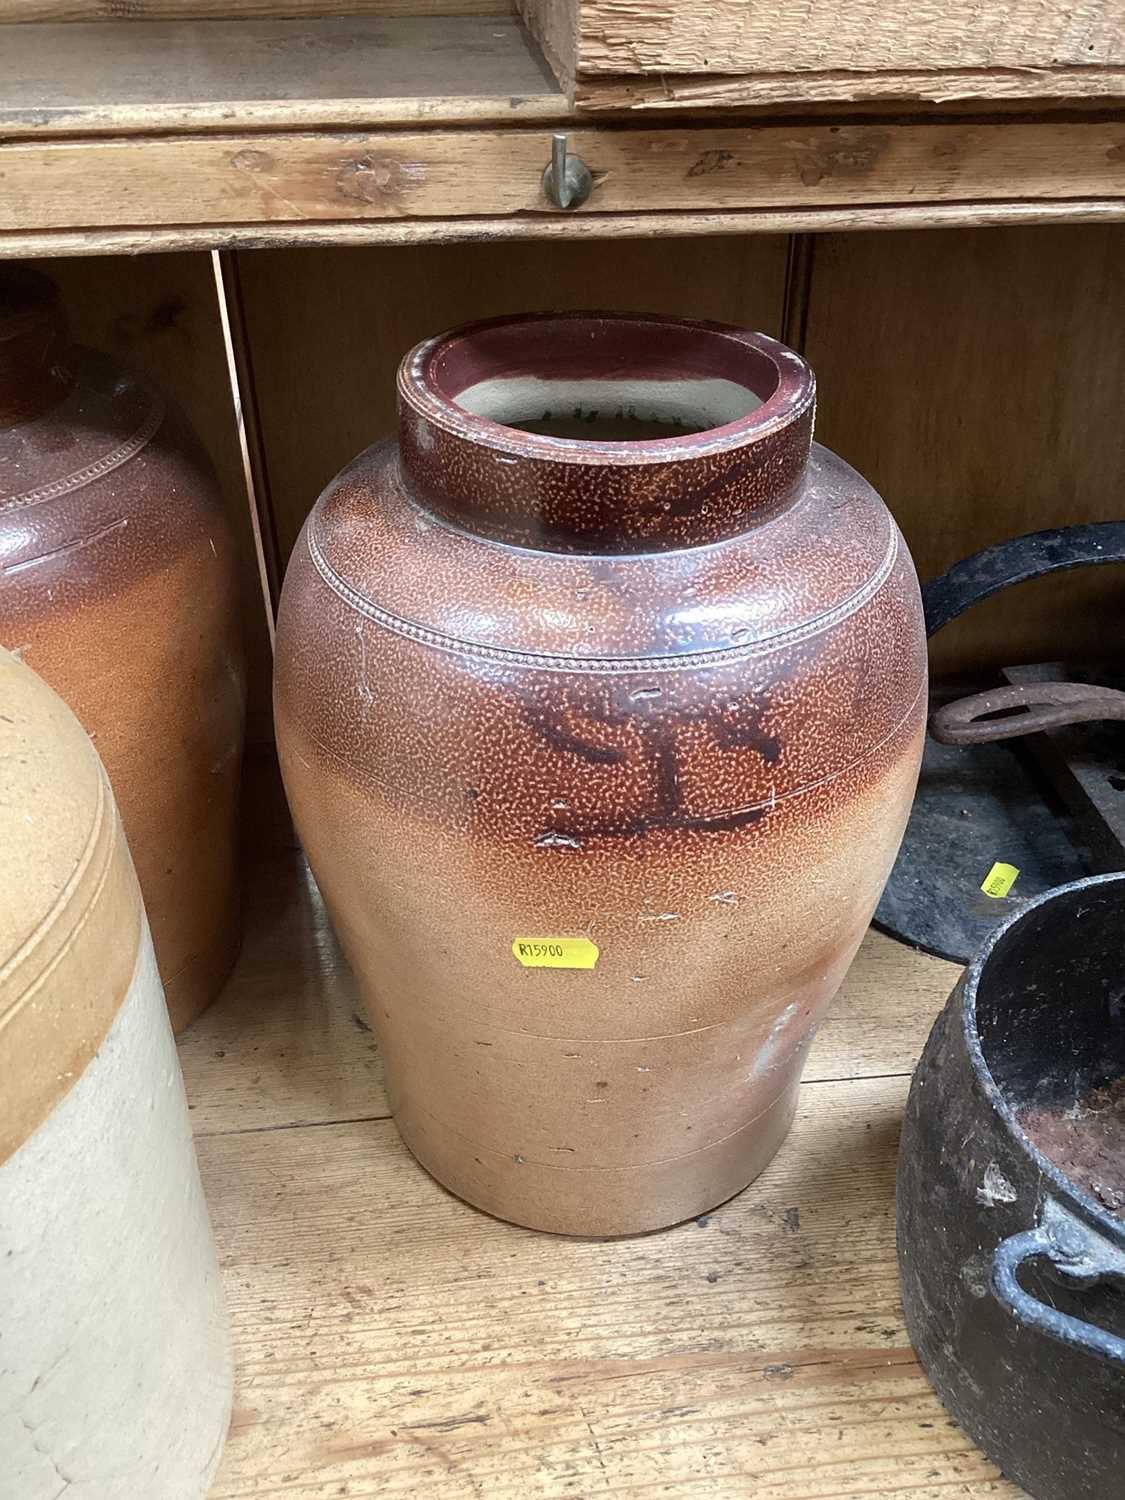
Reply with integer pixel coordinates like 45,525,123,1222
541,133,593,210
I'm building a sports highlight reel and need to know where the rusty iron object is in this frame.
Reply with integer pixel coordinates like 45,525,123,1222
877,521,1125,962
931,680,1125,746
1001,663,1125,876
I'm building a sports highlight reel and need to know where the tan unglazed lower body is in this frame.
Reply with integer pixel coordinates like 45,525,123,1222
397,1081,800,1237
281,703,923,1237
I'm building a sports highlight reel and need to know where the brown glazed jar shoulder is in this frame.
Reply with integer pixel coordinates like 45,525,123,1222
2,345,223,590
307,437,898,662
276,312,926,1235
289,435,920,840
0,268,245,1032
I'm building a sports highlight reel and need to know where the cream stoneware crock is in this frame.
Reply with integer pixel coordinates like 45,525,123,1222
0,645,232,1498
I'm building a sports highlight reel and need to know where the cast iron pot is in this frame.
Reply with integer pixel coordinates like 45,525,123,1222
898,872,1125,1499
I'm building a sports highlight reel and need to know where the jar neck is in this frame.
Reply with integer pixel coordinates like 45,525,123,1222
396,313,815,554
0,267,75,428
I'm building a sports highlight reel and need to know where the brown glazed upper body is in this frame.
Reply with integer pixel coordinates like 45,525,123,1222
0,267,245,1032
275,312,926,1235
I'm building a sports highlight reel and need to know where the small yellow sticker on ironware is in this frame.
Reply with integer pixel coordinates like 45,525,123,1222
980,862,1019,899
512,937,600,970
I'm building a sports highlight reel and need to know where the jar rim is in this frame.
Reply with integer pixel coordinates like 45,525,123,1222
399,310,814,464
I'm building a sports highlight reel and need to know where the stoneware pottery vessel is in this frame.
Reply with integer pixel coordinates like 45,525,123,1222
275,311,927,1235
898,872,1125,1500
0,645,232,1498
0,265,245,1033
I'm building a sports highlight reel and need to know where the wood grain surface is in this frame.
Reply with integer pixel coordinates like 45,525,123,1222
803,224,1125,677
4,0,509,20
0,17,561,138
521,0,1124,77
8,198,1125,260
573,65,1125,110
5,120,1125,234
179,849,1016,1497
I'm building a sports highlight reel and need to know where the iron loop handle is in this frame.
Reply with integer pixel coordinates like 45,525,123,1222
992,1201,1125,1367
930,681,1125,745
922,520,1125,639
924,522,1125,639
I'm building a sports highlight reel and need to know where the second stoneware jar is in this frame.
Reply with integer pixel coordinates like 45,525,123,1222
0,266,245,1032
276,312,927,1235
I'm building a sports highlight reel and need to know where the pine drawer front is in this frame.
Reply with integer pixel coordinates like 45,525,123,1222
3,119,1125,235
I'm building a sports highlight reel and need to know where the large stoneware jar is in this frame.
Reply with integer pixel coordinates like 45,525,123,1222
0,646,232,1498
276,312,926,1235
0,266,245,1032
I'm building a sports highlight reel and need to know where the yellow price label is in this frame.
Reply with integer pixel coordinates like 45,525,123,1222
512,937,599,970
981,862,1019,899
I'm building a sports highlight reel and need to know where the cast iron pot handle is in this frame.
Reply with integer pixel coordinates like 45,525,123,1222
922,520,1125,638
924,519,1125,636
992,1199,1125,1366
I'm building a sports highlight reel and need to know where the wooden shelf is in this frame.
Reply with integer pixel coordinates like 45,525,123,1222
2,13,1124,255
179,847,1024,1497
0,15,564,137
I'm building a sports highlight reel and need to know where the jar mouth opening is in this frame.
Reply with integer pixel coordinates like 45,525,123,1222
403,312,813,458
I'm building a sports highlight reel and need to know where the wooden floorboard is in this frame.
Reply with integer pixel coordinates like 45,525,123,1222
182,853,1015,1497
195,1079,1016,1497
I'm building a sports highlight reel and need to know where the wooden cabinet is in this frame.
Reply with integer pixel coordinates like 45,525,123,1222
3,14,1125,256
2,6,1122,1496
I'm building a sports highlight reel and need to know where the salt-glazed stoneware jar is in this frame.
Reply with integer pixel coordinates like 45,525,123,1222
275,312,927,1235
0,265,245,1033
0,646,232,1497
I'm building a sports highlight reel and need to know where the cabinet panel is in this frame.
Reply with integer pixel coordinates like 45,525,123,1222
803,224,1125,676
4,122,1124,235
565,0,1121,73
520,0,1125,107
7,1,508,18
0,16,555,138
